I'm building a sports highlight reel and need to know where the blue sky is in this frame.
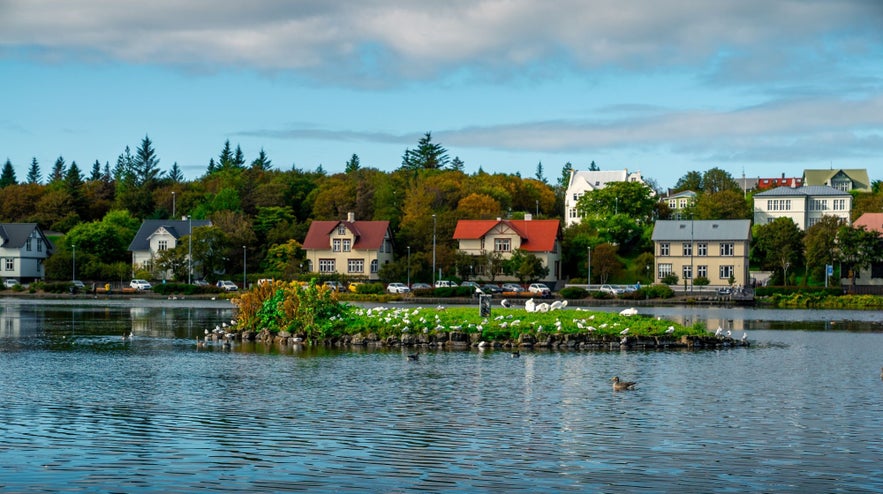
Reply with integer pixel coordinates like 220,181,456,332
2,1,882,190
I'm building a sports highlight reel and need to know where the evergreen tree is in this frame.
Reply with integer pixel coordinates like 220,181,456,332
133,135,161,187
206,157,216,174
26,157,41,184
401,132,449,170
102,162,112,182
588,160,600,171
234,145,246,168
168,162,184,183
535,161,547,183
345,154,361,174
50,156,66,184
0,158,17,188
250,148,272,171
64,161,84,193
89,160,102,181
113,147,134,183
559,162,574,188
450,156,465,172
217,140,235,170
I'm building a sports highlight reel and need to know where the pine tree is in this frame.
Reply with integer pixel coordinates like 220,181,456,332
535,161,547,183
450,156,465,171
0,158,17,188
133,135,161,187
206,157,216,174
233,145,245,168
217,140,234,170
250,148,272,171
345,154,361,174
401,132,449,170
588,160,599,171
26,157,41,184
89,160,102,181
168,162,184,183
50,156,66,184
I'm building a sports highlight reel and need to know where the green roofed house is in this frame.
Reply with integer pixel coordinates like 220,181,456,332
802,168,871,193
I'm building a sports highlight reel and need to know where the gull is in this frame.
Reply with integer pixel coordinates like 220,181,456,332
612,376,637,391
587,326,596,332
619,327,630,335
620,336,628,345
741,332,748,341
589,315,595,320
665,326,675,334
619,307,638,317
726,330,732,338
501,299,511,308
714,327,723,337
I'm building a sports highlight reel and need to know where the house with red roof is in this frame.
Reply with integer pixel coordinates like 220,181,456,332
453,215,560,282
846,213,883,291
302,212,394,281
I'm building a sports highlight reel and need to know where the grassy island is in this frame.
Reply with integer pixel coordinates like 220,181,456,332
231,281,736,350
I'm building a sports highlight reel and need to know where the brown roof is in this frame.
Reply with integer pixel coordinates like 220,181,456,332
853,213,883,234
453,219,560,252
302,220,390,250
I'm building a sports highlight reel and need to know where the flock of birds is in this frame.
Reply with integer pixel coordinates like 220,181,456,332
196,319,240,350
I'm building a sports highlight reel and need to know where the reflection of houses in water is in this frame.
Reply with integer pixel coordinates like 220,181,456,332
0,304,46,337
129,306,232,337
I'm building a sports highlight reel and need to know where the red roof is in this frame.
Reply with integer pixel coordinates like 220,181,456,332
302,220,390,250
453,219,559,252
853,213,883,235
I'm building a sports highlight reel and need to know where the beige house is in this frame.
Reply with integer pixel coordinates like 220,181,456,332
302,212,393,281
753,185,851,230
651,220,751,289
453,215,561,282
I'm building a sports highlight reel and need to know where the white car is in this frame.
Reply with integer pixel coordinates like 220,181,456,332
130,279,152,290
217,280,239,291
599,284,624,295
434,280,458,288
3,279,20,289
387,282,411,294
528,283,551,296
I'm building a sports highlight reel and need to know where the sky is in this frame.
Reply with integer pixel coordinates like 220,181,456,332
1,0,882,190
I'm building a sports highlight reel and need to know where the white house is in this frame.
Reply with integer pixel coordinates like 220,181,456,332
0,223,53,284
128,219,212,279
753,186,851,230
564,169,647,227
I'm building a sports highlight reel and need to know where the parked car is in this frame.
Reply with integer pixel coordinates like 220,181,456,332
3,279,20,289
410,282,432,290
130,279,152,290
480,283,503,294
434,280,458,288
71,280,86,290
387,282,411,294
460,281,480,288
347,282,363,293
323,281,346,292
528,283,551,297
599,284,624,295
193,279,209,287
501,283,524,293
216,280,238,291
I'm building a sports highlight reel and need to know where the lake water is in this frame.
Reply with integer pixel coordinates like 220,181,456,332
1,298,882,492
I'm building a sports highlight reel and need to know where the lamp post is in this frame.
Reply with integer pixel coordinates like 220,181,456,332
535,199,539,217
407,246,411,287
432,214,437,286
187,216,192,285
587,245,591,288
171,191,176,218
242,246,247,290
72,244,76,282
690,215,694,293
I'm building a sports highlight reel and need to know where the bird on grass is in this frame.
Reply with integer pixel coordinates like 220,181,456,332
501,299,511,308
611,376,637,391
619,327,630,335
665,326,675,334
619,307,638,317
407,353,419,361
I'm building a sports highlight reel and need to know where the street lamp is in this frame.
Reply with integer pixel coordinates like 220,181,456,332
243,246,247,289
432,214,437,286
587,245,591,288
690,215,694,293
72,244,76,282
187,216,192,285
407,246,411,287
171,191,176,218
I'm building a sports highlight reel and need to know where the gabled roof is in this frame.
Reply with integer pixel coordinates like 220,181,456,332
753,185,851,197
662,190,697,200
302,220,390,250
803,169,870,191
569,170,630,189
853,213,883,235
652,220,751,242
453,219,560,252
128,219,212,251
0,223,53,252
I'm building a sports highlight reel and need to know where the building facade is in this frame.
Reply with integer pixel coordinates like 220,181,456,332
661,190,696,220
453,215,560,282
0,223,53,284
753,185,852,230
651,220,751,289
564,169,646,227
803,168,870,193
128,219,212,280
302,212,393,281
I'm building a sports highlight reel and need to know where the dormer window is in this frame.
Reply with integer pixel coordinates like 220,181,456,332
337,225,346,235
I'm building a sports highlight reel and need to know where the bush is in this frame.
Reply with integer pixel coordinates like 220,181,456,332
42,282,72,293
355,283,385,295
693,276,710,286
560,287,588,299
661,273,679,285
591,290,614,299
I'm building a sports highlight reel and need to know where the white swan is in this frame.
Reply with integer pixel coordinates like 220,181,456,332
524,298,536,313
619,307,638,317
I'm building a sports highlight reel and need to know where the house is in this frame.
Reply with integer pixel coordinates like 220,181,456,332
661,190,697,220
803,168,871,193
564,169,647,227
651,220,751,289
753,185,851,230
302,212,393,281
845,213,883,291
129,219,212,279
0,223,53,284
453,215,560,282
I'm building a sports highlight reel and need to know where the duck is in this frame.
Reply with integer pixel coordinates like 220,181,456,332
511,351,520,358
407,353,419,361
611,376,637,391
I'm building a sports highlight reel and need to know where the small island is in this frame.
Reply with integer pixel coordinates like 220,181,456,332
226,281,748,351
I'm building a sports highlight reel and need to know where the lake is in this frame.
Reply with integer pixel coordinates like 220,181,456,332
1,298,882,492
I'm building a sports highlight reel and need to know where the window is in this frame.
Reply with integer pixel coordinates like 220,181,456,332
4,258,13,271
332,239,341,252
682,265,692,280
319,259,335,273
37,239,43,252
572,193,579,202
833,199,846,211
678,199,688,209
495,238,511,252
720,243,734,256
569,208,581,219
158,240,168,251
807,217,819,228
659,243,670,256
26,238,32,251
766,199,792,211
810,199,827,211
370,259,378,273
697,243,707,256
657,263,672,278
342,239,351,252
697,265,707,278
348,259,364,273
720,265,734,279
682,243,692,257
337,225,346,235
669,199,677,208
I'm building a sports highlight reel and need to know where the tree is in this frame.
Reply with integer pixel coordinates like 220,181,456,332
89,160,102,181
450,156,465,172
49,156,66,184
702,167,740,194
456,193,500,219
837,225,882,290
263,239,306,279
694,190,751,220
590,243,622,284
26,157,41,184
133,135,162,187
588,160,600,171
250,148,272,171
752,218,804,286
535,162,547,183
673,170,703,193
345,154,361,174
0,159,16,188
803,216,842,284
577,181,657,224
168,162,184,183
401,132,449,170
503,249,549,284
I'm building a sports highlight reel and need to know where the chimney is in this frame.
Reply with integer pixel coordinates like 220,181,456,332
347,212,355,222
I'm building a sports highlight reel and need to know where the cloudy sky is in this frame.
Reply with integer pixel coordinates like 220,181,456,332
2,0,881,189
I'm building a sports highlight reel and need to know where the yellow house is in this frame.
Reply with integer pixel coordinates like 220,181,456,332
302,212,393,281
652,220,751,288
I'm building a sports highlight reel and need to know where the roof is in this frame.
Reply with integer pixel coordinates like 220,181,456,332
569,170,630,189
302,220,390,250
803,169,870,191
662,190,697,200
651,220,751,242
128,219,212,251
453,219,560,252
0,223,53,252
853,213,883,235
753,185,851,197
